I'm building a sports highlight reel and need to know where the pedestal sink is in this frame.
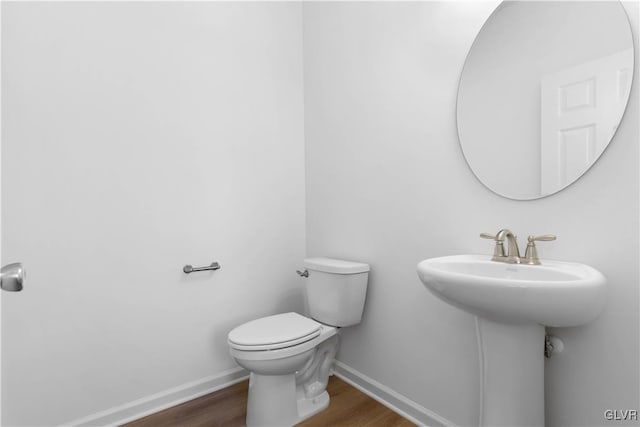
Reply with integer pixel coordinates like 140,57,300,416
417,254,606,426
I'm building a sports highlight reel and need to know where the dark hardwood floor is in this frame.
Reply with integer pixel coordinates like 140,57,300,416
123,376,415,427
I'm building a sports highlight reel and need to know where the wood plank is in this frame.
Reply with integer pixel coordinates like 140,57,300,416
123,376,415,427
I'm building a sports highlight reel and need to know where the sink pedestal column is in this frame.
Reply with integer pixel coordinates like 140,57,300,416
475,317,545,427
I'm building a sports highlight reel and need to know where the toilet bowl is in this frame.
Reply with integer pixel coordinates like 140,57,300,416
228,258,369,427
229,312,339,426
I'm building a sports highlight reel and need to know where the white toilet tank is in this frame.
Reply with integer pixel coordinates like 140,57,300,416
303,257,370,327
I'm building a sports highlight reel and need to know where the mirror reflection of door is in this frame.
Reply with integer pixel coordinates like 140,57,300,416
540,49,633,195
457,1,634,200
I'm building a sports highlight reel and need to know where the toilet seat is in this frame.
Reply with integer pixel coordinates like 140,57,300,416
228,312,322,351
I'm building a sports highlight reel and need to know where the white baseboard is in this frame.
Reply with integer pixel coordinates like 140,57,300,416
332,360,456,427
63,362,453,427
63,367,249,427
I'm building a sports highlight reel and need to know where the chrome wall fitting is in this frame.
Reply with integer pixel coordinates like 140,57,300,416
0,262,24,292
544,335,564,358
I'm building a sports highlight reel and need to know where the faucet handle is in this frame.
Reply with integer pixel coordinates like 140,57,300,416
480,232,506,258
523,235,557,265
480,233,498,240
529,235,556,242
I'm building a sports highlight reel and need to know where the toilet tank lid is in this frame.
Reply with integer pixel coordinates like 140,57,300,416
303,257,369,274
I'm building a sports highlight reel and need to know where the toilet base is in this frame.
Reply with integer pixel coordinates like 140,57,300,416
297,389,330,423
239,328,340,426
246,373,331,427
246,373,297,427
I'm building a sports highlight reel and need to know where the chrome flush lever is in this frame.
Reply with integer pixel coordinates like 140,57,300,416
296,269,309,278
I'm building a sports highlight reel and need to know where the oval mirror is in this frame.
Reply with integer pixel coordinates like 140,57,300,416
457,1,634,200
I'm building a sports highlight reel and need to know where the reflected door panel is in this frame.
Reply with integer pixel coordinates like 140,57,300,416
540,49,633,195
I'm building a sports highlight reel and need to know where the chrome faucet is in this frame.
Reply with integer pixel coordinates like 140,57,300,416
481,230,556,265
480,229,521,264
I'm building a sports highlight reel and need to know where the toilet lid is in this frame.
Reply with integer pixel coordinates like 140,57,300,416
228,312,322,351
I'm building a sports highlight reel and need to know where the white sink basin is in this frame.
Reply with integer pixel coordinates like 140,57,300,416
417,254,607,426
417,254,606,327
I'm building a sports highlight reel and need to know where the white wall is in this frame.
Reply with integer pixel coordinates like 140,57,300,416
2,2,638,426
1,3,305,425
303,2,639,426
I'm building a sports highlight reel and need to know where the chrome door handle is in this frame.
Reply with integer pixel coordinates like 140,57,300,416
1,262,24,292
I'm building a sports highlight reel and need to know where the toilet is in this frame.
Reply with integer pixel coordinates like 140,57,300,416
227,257,370,427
